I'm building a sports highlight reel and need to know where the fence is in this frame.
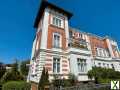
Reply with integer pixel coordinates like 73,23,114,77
49,84,110,90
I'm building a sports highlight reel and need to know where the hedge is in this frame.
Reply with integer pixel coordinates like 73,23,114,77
2,81,31,90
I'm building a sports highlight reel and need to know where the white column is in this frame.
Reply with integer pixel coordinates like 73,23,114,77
31,38,36,59
40,8,49,49
69,54,78,76
64,17,69,48
106,39,114,58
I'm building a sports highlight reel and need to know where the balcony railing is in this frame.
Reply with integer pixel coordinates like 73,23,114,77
68,38,88,50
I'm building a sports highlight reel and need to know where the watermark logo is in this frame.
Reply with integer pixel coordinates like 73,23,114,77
111,80,119,89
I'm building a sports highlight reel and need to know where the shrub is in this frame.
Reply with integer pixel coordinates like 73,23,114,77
38,67,50,90
2,81,30,90
88,67,120,84
20,60,30,77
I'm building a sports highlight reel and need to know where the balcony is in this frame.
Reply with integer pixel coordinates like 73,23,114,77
68,38,88,50
67,38,91,55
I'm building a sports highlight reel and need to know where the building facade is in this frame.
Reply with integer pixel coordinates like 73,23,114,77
28,0,120,87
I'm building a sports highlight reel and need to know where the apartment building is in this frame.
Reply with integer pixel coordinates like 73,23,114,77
28,0,120,88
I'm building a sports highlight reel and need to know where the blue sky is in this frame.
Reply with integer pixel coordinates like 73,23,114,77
0,0,120,64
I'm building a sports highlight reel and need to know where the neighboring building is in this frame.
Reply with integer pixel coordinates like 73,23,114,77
28,0,120,88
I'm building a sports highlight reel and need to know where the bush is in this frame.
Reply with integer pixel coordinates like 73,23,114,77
88,67,120,84
1,70,24,84
2,81,31,90
38,67,50,90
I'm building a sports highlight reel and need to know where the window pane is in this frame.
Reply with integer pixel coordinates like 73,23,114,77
53,17,56,25
53,62,56,73
53,34,60,48
78,63,81,72
56,18,59,26
53,58,60,73
77,58,86,72
57,63,60,73
52,16,62,27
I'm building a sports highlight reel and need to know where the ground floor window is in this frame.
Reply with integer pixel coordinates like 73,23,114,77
53,58,60,73
77,58,87,72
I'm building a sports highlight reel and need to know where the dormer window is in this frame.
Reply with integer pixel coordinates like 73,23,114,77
51,15,64,28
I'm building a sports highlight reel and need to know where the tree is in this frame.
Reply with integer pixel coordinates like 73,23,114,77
20,60,30,76
0,62,6,79
68,73,77,85
1,60,24,83
87,67,120,84
38,67,49,90
12,60,18,72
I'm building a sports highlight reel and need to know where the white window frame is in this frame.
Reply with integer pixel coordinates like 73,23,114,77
53,33,61,48
77,58,87,73
51,15,64,28
53,57,60,74
96,48,109,58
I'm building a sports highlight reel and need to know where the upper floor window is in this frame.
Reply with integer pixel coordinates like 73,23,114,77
53,58,60,73
77,58,87,72
96,48,109,57
53,33,61,48
52,16,64,28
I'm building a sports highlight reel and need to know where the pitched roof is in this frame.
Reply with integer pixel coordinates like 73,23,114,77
34,0,73,28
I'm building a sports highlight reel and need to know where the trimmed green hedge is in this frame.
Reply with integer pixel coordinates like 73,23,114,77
2,81,31,90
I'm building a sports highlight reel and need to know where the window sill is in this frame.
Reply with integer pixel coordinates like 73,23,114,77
52,46,62,49
50,24,64,30
78,72,87,75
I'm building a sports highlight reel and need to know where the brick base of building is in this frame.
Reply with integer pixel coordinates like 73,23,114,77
31,82,38,90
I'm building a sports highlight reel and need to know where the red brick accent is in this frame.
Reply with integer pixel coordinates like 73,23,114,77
47,25,66,50
45,63,52,66
62,64,68,67
45,67,52,71
46,59,52,61
62,69,68,71
62,60,67,63
46,54,52,57
31,82,38,90
89,36,108,56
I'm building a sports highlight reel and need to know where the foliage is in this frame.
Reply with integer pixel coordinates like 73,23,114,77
0,62,6,79
2,81,30,90
68,73,77,85
52,73,78,87
1,60,24,84
38,67,49,90
20,60,30,76
87,67,120,84
12,60,18,72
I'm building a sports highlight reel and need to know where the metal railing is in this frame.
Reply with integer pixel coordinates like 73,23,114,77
68,38,88,50
49,84,110,90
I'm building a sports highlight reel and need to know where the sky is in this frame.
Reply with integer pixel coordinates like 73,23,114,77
0,0,120,64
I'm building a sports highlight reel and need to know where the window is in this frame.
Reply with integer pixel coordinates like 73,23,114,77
107,64,109,68
111,64,114,69
52,16,63,28
96,48,110,57
79,33,83,38
77,58,87,72
53,33,60,48
53,58,60,73
98,63,101,67
99,49,103,57
103,63,105,67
